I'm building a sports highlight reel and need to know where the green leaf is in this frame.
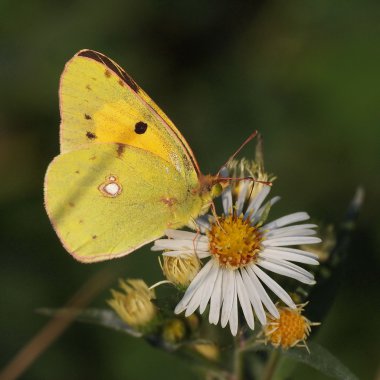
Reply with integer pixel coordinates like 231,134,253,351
243,342,358,380
36,307,142,337
279,342,358,380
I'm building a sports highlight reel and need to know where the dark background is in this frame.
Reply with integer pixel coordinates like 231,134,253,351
1,1,379,379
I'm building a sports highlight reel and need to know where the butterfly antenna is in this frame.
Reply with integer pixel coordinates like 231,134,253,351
217,130,258,175
217,176,272,187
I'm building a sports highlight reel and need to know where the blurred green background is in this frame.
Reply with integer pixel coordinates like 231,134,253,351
1,0,379,379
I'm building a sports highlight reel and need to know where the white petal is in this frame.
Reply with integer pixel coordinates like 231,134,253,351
257,196,281,214
162,250,211,259
229,272,239,336
220,167,232,215
252,196,281,224
244,185,271,220
184,284,205,317
252,265,296,308
185,262,220,316
153,239,210,251
153,239,191,251
235,180,250,216
260,248,319,265
245,265,279,319
262,236,321,247
258,258,316,285
221,269,235,327
266,229,317,239
197,252,212,259
209,268,223,324
165,229,208,242
151,245,167,252
199,261,220,313
236,270,255,330
265,224,318,238
161,250,193,257
196,215,211,232
241,268,267,325
175,259,214,314
262,212,310,230
270,247,318,259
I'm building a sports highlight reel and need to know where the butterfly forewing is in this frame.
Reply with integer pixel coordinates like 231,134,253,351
59,49,199,187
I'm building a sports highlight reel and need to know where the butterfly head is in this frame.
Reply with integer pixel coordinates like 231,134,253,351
199,174,229,199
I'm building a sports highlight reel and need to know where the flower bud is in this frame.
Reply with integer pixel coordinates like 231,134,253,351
160,254,200,288
162,318,187,344
108,279,157,329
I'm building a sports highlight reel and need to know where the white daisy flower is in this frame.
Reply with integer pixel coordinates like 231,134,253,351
152,162,321,336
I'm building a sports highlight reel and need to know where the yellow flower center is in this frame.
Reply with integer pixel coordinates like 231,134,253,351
207,214,263,269
266,308,308,348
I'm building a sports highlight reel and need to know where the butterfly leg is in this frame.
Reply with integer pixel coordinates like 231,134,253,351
189,219,203,266
210,201,226,232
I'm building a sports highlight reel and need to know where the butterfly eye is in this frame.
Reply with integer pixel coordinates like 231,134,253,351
211,183,223,198
134,121,148,134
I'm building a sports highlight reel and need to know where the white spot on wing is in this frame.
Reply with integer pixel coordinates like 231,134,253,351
99,175,122,197
104,182,120,196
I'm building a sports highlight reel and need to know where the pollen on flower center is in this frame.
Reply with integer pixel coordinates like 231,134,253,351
267,309,307,347
207,214,263,269
263,304,319,350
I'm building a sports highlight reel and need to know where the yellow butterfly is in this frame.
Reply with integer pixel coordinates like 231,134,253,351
44,49,227,263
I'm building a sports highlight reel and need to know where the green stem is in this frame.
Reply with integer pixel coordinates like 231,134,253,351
260,349,280,380
233,335,244,380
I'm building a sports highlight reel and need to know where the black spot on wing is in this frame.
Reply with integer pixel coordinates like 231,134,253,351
134,121,147,134
86,131,97,139
116,143,125,157
78,50,139,93
84,114,92,120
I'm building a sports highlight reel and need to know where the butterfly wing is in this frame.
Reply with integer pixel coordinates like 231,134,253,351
44,143,202,263
59,49,199,186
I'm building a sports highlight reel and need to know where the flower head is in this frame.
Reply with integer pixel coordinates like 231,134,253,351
159,252,200,288
263,303,320,351
108,279,157,329
153,160,320,336
162,318,187,343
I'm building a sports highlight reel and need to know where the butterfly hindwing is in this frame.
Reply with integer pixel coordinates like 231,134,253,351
44,143,202,262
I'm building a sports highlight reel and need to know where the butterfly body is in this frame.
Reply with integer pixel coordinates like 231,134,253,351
44,50,220,262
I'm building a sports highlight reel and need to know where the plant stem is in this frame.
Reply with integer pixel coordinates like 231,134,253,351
261,349,280,380
233,344,244,380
